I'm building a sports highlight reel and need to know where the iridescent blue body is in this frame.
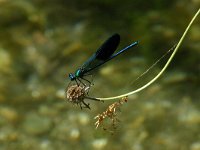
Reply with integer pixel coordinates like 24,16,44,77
69,33,138,84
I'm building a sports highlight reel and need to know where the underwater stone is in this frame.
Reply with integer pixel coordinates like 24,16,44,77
0,48,12,74
0,107,19,123
69,128,80,140
22,113,53,135
92,138,108,149
77,113,90,125
190,142,200,150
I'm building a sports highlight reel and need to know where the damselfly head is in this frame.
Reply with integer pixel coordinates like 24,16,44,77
69,73,76,81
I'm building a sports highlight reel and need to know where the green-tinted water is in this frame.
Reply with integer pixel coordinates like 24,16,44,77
0,0,199,150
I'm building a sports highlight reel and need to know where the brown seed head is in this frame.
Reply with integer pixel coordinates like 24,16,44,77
94,96,128,131
66,85,87,104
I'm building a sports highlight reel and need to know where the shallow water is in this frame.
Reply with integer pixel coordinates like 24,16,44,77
0,0,199,150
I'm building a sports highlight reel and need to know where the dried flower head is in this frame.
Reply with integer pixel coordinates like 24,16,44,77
66,84,91,109
94,96,128,131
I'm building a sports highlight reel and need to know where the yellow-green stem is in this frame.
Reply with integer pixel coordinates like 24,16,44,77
96,8,200,101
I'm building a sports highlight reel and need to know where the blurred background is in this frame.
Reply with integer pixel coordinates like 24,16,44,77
0,0,199,150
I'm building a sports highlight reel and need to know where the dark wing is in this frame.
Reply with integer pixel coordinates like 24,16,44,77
80,33,120,74
80,33,138,75
95,33,120,60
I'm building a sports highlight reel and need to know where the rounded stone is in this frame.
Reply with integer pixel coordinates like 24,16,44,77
22,113,53,135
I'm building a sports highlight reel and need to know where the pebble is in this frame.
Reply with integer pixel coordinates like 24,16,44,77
178,109,200,125
163,71,187,84
192,0,200,4
77,113,90,125
22,113,53,135
39,139,54,150
0,107,19,123
56,89,65,99
69,128,80,140
92,138,108,149
100,65,114,76
146,84,162,96
0,126,18,142
190,142,200,150
0,48,12,73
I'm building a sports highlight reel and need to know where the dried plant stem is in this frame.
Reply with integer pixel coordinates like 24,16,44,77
96,8,200,101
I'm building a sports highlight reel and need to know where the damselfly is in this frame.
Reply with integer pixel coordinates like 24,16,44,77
69,33,138,85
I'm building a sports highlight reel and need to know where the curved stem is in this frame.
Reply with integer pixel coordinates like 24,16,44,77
96,8,200,101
